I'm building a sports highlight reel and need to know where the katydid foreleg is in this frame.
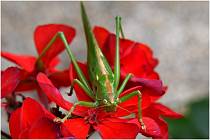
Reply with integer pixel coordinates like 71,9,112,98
119,90,146,131
38,31,95,100
39,31,98,123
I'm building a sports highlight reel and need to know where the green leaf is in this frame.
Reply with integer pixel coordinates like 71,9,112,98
166,97,209,138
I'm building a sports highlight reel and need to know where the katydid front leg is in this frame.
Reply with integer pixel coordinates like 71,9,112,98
54,101,98,123
59,32,95,100
37,31,95,100
119,90,146,131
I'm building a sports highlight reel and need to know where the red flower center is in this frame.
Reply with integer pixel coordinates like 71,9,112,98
84,109,99,125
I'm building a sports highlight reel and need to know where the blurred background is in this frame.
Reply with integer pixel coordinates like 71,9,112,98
1,1,209,138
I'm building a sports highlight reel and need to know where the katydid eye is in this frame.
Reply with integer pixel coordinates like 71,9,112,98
103,99,108,104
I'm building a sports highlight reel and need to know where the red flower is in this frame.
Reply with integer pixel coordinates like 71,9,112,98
37,73,139,139
1,24,75,104
93,26,183,138
93,26,159,80
70,25,166,110
67,26,182,138
69,61,182,138
9,97,74,139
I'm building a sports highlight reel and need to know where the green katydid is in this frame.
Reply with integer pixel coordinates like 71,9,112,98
41,2,146,130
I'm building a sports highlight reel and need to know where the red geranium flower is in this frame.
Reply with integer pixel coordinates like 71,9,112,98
1,24,75,105
9,97,75,139
37,69,182,139
93,26,183,138
71,26,166,111
93,26,159,80
69,62,182,139
66,26,182,138
36,72,140,139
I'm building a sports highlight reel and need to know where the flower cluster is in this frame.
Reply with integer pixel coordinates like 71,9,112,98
1,20,182,139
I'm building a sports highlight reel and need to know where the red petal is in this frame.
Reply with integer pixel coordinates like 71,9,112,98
145,103,183,119
15,80,37,91
127,77,165,107
18,128,29,138
93,26,159,79
34,24,75,66
60,124,75,139
49,69,71,87
1,51,36,72
69,62,93,101
119,76,166,109
120,43,158,78
1,67,22,98
12,71,38,92
129,117,161,138
37,87,49,109
48,57,60,72
9,98,53,138
93,26,110,49
155,117,168,139
95,118,139,139
101,34,135,68
62,118,90,139
28,117,60,139
126,77,164,96
9,108,22,138
157,103,183,118
141,104,182,138
20,98,50,127
37,72,72,110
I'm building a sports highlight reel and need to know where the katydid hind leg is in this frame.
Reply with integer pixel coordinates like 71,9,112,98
115,73,133,99
119,90,146,131
68,79,94,100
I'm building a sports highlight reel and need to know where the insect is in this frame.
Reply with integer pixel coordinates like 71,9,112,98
44,2,145,130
